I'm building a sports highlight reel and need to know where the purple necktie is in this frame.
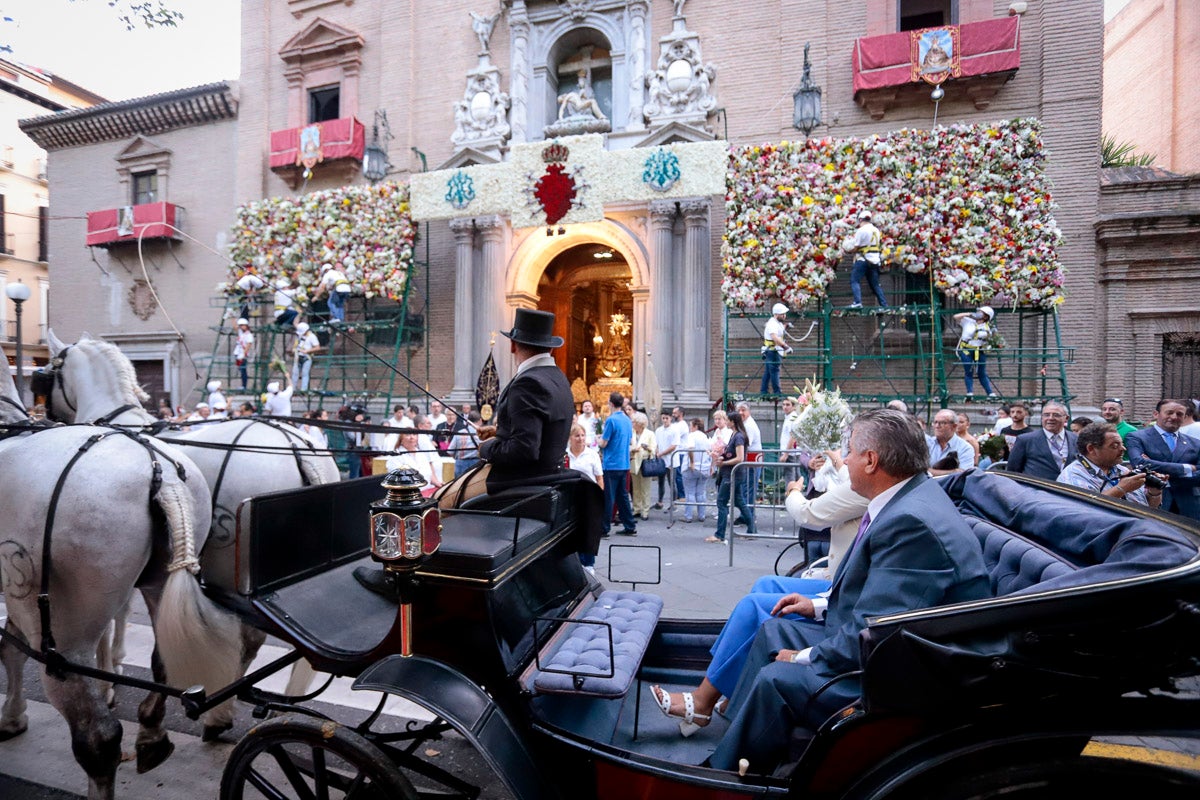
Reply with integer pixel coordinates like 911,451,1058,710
852,511,872,550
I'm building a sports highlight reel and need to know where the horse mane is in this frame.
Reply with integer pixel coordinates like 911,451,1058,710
79,337,151,404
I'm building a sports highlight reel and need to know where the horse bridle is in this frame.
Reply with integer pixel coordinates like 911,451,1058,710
31,346,77,422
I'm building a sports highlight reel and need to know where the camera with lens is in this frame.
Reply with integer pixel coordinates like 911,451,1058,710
1129,464,1168,490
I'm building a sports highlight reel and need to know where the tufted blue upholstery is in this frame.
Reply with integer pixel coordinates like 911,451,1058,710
966,516,1075,596
532,590,663,698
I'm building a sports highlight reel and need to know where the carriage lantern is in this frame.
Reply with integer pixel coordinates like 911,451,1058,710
370,468,442,565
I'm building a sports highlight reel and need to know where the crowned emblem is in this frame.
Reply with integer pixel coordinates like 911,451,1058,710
531,140,580,226
642,148,681,193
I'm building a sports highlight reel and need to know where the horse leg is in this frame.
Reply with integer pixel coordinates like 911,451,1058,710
40,668,122,800
97,597,132,707
0,620,30,740
95,621,116,708
110,598,130,677
134,646,174,773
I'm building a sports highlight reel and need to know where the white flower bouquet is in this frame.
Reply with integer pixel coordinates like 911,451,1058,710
783,378,854,454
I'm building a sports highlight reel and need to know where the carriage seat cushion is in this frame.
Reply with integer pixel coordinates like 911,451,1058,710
531,590,664,698
425,513,553,578
965,516,1076,596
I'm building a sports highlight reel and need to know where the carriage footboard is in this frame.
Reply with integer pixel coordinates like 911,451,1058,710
525,590,663,698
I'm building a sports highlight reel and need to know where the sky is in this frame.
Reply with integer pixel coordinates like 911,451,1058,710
1,0,240,102
0,0,1133,104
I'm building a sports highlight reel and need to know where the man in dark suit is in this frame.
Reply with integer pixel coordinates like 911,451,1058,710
478,308,575,491
708,409,991,773
1006,401,1077,480
1125,399,1200,521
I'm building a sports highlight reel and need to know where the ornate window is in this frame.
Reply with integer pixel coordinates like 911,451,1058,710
278,18,363,130
115,136,171,205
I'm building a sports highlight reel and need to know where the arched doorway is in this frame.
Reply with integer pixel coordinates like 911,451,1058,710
537,243,632,389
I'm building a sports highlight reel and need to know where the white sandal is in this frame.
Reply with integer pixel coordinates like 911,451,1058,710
649,685,711,737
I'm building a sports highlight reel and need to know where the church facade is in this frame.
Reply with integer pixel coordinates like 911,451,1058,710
30,0,1111,413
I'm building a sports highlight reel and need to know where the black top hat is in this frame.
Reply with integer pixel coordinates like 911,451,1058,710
501,308,564,349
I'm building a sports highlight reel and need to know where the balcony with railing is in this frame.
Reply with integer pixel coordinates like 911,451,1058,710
852,15,1021,119
269,116,365,188
85,202,184,248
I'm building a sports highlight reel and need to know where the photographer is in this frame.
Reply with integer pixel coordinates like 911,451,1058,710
1057,422,1162,509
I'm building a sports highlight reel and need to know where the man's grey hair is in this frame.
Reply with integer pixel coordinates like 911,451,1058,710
1041,401,1068,417
735,401,752,415
886,399,909,413
850,408,930,478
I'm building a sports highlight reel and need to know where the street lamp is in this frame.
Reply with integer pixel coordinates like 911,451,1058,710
363,109,394,184
792,42,822,138
5,280,31,402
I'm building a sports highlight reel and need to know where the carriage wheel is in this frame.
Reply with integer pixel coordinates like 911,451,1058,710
220,715,418,800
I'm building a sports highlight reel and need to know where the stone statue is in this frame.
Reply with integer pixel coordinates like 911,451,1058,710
673,0,687,17
470,10,500,54
557,68,606,121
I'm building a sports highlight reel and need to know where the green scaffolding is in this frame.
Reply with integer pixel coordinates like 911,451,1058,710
722,268,1074,428
204,256,424,412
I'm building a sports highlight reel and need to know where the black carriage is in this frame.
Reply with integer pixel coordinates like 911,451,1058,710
194,467,1200,800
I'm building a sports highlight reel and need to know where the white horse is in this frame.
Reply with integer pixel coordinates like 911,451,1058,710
0,373,244,799
40,332,340,702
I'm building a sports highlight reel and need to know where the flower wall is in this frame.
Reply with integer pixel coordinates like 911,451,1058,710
223,181,416,301
723,118,1064,310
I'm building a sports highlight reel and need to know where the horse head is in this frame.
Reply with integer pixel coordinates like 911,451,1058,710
0,353,29,424
38,330,153,425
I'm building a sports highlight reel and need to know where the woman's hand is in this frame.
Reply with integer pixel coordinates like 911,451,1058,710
824,449,844,470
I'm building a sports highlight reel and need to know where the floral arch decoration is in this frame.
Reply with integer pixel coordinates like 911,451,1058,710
723,118,1064,310
223,181,417,302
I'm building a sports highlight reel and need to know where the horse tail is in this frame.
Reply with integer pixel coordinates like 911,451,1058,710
150,480,244,723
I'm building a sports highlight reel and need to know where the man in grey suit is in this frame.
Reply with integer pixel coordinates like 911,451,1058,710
1006,401,1077,480
1125,399,1200,521
708,409,991,773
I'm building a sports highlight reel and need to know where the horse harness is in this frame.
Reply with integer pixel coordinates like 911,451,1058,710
30,345,76,423
29,427,190,677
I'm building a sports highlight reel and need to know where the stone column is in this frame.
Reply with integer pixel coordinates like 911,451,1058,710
508,3,530,144
476,215,509,383
680,198,712,402
648,200,677,401
626,1,648,131
448,218,477,403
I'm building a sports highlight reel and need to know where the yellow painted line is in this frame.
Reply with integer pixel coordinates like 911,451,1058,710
1083,741,1200,772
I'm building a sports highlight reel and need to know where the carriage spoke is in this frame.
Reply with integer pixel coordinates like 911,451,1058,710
246,766,296,800
267,744,318,800
312,745,331,800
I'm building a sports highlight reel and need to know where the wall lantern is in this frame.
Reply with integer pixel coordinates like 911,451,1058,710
792,42,822,138
363,109,394,184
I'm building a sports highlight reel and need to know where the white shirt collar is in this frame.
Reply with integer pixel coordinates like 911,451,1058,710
865,474,918,524
515,352,556,376
1042,427,1066,442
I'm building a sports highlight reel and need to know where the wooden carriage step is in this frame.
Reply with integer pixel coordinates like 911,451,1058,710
527,590,663,699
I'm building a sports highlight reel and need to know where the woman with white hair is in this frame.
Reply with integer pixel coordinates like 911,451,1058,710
629,412,657,519
953,305,998,399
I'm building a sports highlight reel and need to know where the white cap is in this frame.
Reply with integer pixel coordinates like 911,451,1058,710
266,381,280,394
296,322,309,334
214,402,227,410
772,302,789,316
196,402,210,409
236,317,249,326
858,209,873,220
207,380,221,392
321,262,333,272
275,277,291,288
979,306,995,320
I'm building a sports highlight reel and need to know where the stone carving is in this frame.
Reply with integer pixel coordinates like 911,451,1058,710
563,0,595,21
451,62,511,154
545,67,612,137
128,279,158,321
643,21,717,127
673,0,687,17
469,11,500,54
